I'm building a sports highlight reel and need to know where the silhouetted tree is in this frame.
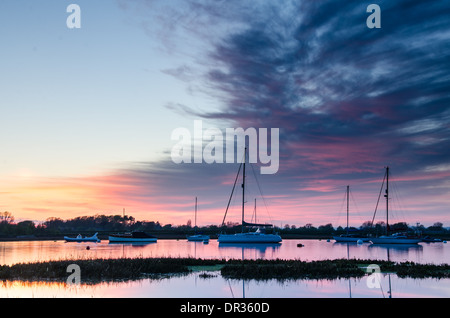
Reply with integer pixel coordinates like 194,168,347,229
0,211,14,224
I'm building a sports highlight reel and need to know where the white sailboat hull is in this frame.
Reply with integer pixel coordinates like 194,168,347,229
218,232,282,243
370,236,421,244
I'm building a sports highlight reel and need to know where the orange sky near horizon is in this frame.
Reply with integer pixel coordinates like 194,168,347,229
1,1,450,231
1,165,448,228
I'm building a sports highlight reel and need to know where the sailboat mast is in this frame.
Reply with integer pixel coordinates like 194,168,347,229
385,166,389,235
195,196,197,228
346,185,349,235
241,147,246,233
254,198,257,224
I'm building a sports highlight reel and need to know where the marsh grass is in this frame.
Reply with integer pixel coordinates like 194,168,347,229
220,259,450,280
220,259,366,280
0,258,220,283
0,257,448,283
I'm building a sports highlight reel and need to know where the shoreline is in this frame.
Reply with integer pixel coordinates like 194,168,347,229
0,234,334,242
1,232,449,242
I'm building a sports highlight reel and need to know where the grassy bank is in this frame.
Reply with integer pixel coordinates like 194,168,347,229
0,258,220,282
221,259,450,280
1,258,449,283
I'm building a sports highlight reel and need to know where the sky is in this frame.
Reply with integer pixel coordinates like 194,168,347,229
0,0,449,228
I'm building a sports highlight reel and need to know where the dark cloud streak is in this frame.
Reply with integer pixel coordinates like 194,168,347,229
115,0,450,225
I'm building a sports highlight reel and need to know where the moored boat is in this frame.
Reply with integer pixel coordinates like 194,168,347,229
187,197,210,242
370,167,421,245
333,234,371,243
218,227,282,243
64,233,100,242
333,185,370,243
370,232,422,244
108,231,157,243
421,236,443,243
217,147,282,244
187,234,210,242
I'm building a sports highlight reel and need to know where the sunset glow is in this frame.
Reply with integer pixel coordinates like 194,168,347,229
1,0,449,229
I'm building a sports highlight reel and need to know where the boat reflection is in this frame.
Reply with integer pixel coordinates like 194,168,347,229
107,242,157,247
218,243,281,253
218,242,281,261
368,243,423,252
332,241,370,247
219,242,281,298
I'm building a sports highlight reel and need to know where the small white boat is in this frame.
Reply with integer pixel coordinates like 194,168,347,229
187,197,210,242
108,231,157,243
421,236,443,243
64,232,100,242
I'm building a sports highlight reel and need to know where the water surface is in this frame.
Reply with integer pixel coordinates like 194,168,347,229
2,239,448,265
1,239,448,298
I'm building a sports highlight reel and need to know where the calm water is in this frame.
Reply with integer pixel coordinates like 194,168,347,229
1,239,449,298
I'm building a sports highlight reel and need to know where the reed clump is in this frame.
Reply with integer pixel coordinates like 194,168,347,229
0,258,222,282
220,259,366,280
393,262,450,278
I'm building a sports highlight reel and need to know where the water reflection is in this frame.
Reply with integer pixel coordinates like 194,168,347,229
2,239,448,266
218,243,281,250
2,273,448,298
218,243,281,253
218,243,281,261
0,239,447,298
368,243,423,252
217,242,282,298
1,263,449,298
367,243,424,263
108,242,157,246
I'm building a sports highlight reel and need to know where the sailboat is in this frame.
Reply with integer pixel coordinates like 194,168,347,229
187,197,210,242
217,148,282,244
64,232,100,242
370,167,421,244
333,185,370,243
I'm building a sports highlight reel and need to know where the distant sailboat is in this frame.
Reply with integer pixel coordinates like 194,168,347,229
370,167,421,244
187,197,210,242
217,148,282,244
333,185,370,243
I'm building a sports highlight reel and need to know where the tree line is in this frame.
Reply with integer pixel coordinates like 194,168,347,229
0,212,164,237
0,211,448,238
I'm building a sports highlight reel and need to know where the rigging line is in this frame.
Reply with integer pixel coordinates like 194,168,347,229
389,172,407,223
370,170,386,227
250,162,274,224
349,187,363,224
336,187,347,227
221,162,243,227
227,279,235,298
250,198,257,224
380,278,386,298
222,150,247,227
